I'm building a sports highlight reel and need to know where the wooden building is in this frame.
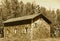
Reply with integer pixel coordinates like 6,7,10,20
1,13,51,41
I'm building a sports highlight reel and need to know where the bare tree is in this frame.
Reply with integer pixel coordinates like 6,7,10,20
11,0,19,17
56,9,60,23
19,1,25,16
25,2,33,15
2,0,11,20
40,7,47,15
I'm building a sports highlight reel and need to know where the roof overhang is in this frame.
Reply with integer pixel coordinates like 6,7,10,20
3,13,52,26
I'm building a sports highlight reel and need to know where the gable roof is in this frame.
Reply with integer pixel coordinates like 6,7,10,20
3,13,52,26
40,14,51,24
3,13,41,24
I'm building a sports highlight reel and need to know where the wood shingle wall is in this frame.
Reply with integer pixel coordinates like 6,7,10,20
4,24,31,41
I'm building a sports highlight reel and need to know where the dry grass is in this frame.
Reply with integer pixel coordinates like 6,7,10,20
32,38,60,41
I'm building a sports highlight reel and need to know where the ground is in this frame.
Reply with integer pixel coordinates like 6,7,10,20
32,38,60,41
0,38,60,41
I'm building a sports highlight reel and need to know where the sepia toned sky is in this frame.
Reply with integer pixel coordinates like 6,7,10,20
18,0,60,10
0,0,60,10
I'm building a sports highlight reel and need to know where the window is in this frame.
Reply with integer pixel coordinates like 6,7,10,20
34,23,38,28
24,27,28,33
14,28,17,34
0,28,4,38
24,25,28,33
